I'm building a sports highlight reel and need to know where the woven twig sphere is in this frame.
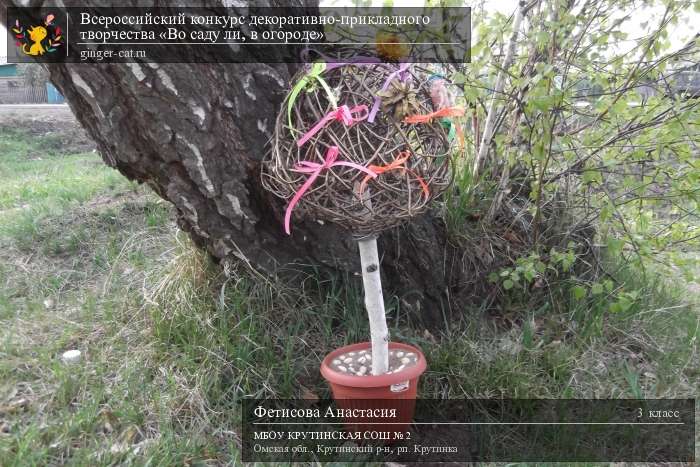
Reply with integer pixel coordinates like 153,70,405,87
262,63,453,236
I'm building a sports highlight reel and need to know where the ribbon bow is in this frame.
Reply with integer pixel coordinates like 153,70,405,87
287,62,338,131
296,104,368,148
359,151,430,198
284,146,377,235
368,62,412,123
405,106,466,150
403,106,465,124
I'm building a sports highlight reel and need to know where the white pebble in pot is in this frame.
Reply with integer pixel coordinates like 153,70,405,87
330,347,421,375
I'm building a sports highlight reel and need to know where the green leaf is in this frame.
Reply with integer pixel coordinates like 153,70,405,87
582,169,602,184
607,237,624,256
451,72,467,84
532,95,555,112
503,279,514,290
617,295,633,313
572,285,587,300
591,283,604,295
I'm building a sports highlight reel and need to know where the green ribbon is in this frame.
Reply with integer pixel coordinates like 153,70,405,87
440,117,456,141
287,62,338,132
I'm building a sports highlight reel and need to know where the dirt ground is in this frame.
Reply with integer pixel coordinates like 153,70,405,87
0,104,95,153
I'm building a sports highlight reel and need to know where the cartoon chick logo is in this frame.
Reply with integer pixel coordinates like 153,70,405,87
12,14,63,56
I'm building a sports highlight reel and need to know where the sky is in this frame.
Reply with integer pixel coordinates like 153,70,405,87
1,1,698,63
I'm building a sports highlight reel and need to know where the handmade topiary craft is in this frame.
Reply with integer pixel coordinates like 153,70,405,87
263,62,457,236
262,56,463,404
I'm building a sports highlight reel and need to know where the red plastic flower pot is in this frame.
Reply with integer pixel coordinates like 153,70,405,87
320,341,427,441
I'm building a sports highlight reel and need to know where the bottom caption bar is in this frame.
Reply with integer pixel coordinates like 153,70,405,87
241,399,695,462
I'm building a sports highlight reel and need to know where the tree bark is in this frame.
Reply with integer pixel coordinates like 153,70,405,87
1,0,462,327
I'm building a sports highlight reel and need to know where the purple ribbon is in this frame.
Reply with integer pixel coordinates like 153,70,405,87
325,57,383,71
367,62,412,123
300,47,383,70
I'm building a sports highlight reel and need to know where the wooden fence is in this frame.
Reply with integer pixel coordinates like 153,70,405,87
0,81,49,104
22,85,48,103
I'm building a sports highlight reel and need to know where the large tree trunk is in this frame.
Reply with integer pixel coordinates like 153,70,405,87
1,0,462,326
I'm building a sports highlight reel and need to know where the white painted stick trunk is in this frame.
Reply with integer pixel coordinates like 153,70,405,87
357,235,389,375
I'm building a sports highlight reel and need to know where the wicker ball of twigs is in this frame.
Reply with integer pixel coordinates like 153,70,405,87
262,62,454,236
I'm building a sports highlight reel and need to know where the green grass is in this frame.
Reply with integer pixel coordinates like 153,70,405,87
0,127,698,465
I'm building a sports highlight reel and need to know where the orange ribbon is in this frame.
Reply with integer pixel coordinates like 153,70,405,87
359,151,430,198
456,124,465,152
403,106,465,124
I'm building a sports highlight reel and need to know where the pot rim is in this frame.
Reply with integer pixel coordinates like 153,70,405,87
320,341,427,388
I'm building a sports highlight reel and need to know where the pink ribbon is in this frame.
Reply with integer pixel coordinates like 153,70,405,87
296,104,368,148
284,146,378,235
368,62,412,123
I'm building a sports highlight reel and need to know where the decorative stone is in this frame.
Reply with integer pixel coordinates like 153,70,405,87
329,347,421,376
61,350,81,364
